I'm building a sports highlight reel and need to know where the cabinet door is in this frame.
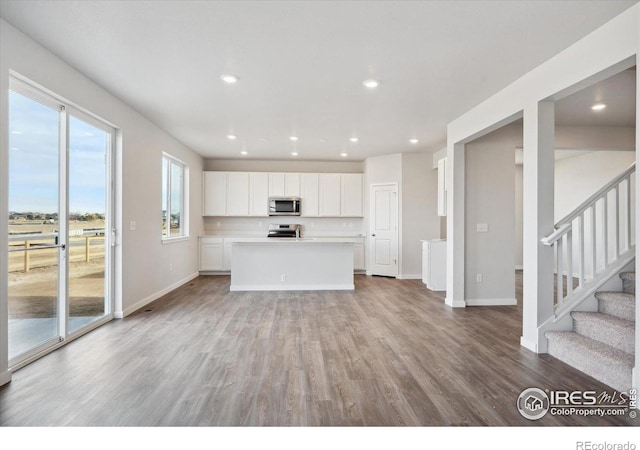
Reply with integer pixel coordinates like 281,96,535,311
284,173,301,197
203,171,226,216
226,172,250,216
340,173,363,217
319,173,341,216
249,172,269,216
200,243,224,270
223,243,232,271
354,243,365,270
300,173,319,216
269,173,285,197
437,158,447,216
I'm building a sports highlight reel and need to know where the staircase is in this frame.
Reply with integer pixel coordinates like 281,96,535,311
546,271,635,392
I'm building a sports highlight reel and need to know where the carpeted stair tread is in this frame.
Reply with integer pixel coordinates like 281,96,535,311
546,331,633,392
571,311,634,355
619,271,635,294
595,291,635,322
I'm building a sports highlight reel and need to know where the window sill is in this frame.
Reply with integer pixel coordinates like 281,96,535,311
161,236,190,245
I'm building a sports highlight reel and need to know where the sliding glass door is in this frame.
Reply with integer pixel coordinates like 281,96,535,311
7,79,114,367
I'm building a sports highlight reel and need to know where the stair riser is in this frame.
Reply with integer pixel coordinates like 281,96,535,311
573,319,634,355
547,339,632,393
622,279,635,295
597,298,635,322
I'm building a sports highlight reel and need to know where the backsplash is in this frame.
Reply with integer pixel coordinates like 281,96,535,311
202,217,365,237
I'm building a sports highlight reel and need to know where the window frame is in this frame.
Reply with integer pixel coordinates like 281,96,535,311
161,152,189,243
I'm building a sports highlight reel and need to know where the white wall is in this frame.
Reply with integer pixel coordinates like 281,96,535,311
364,152,441,279
554,150,635,220
514,150,635,271
464,124,518,304
364,153,402,274
0,19,203,384
401,153,440,278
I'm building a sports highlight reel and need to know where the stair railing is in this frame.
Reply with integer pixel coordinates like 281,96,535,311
541,162,636,319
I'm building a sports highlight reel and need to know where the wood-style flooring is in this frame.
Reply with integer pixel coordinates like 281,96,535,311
0,273,635,426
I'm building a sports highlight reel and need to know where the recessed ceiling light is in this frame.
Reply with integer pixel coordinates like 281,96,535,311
349,137,359,143
591,103,606,111
409,138,419,144
291,152,298,156
363,79,380,89
227,134,237,140
340,152,348,157
240,151,248,156
289,136,299,141
221,74,239,84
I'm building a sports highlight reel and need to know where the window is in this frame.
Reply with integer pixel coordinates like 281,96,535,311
161,153,188,240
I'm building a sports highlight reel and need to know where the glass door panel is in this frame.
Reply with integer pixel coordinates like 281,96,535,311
8,90,62,362
67,115,109,334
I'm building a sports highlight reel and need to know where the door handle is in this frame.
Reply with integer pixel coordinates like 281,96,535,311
372,233,376,237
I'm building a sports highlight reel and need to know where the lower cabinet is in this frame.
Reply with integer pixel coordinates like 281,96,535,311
199,237,224,271
353,241,365,271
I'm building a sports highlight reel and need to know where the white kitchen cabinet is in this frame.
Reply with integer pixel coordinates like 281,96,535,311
340,173,363,217
199,237,224,271
226,172,250,216
437,157,447,216
353,240,365,270
249,172,269,216
269,172,300,197
268,173,285,196
203,172,227,216
300,173,319,216
319,173,341,217
422,239,446,291
284,173,300,197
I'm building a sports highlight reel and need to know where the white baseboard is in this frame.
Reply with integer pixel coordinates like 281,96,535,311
230,284,354,291
465,298,517,306
114,272,199,318
520,336,538,353
515,265,523,270
398,274,422,280
0,370,11,386
445,297,466,308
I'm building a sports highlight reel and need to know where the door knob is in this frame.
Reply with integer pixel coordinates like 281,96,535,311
372,233,376,237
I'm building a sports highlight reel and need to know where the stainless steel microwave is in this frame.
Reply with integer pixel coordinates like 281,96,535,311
268,197,301,216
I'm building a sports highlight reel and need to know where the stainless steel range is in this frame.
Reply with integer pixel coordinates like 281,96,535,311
267,224,301,239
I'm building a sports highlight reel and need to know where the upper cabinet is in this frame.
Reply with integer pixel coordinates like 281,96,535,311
300,173,319,217
319,173,342,217
249,172,269,216
226,172,250,216
203,171,363,217
203,171,227,216
269,173,300,197
340,173,363,217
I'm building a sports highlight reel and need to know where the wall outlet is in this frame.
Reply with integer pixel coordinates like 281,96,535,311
280,274,286,282
216,221,221,228
129,220,136,231
476,223,489,233
476,273,483,283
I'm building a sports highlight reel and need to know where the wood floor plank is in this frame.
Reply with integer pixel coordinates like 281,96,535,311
0,273,636,426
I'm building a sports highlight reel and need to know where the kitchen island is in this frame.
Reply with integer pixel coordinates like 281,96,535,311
230,239,354,291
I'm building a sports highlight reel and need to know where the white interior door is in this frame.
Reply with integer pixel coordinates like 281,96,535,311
369,184,398,277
